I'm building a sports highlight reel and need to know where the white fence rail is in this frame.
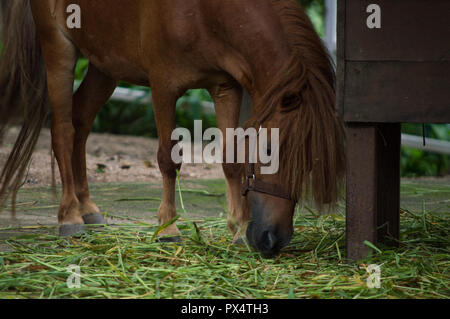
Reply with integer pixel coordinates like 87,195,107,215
402,134,450,155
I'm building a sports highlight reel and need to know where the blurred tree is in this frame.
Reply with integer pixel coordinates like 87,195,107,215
299,0,325,37
299,0,324,9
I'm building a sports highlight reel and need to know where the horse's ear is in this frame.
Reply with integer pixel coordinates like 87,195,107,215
280,92,302,112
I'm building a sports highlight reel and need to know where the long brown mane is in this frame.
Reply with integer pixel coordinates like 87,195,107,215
251,0,345,208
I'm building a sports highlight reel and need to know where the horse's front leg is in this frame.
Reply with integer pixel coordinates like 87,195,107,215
72,64,117,224
151,87,182,241
209,83,250,244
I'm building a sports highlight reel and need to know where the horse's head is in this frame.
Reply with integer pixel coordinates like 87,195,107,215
242,57,345,259
246,191,296,259
240,120,294,259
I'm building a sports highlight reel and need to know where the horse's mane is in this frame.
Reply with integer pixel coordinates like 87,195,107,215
250,0,345,208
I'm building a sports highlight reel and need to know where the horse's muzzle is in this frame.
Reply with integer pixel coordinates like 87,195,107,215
247,224,292,258
246,193,294,258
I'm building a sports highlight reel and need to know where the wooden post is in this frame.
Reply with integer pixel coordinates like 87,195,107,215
346,124,378,261
376,123,401,246
346,123,401,261
338,0,450,262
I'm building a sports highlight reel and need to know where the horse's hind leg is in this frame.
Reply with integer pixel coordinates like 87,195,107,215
72,65,117,224
39,33,82,236
209,83,250,244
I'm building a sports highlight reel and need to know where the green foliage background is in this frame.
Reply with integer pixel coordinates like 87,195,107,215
401,124,449,177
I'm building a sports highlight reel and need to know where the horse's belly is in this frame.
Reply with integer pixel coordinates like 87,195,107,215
78,48,150,86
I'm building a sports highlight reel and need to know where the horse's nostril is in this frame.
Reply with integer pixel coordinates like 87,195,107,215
261,230,277,251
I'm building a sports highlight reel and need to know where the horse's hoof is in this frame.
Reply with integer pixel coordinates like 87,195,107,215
157,236,182,243
59,224,85,237
156,224,181,243
232,236,247,246
82,212,106,225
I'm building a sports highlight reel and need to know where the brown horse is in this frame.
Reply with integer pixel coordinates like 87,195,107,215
0,0,345,258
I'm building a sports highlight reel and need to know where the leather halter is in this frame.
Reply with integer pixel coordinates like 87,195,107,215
240,125,294,201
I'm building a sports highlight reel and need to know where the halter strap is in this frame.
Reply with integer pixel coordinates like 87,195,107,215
241,162,293,200
240,124,294,201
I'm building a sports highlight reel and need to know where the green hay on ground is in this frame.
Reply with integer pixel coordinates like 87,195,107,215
0,205,448,299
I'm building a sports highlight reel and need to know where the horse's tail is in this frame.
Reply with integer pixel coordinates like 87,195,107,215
0,0,49,215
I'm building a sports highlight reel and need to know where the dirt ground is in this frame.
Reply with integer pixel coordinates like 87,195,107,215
0,127,224,188
0,127,227,238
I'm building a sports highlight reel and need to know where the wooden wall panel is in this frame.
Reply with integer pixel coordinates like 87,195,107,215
342,61,450,123
345,0,450,61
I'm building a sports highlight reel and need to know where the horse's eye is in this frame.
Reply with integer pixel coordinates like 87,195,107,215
281,93,301,110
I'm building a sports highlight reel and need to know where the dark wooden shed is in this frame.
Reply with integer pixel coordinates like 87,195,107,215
337,0,450,260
